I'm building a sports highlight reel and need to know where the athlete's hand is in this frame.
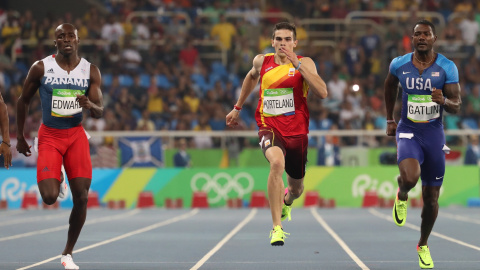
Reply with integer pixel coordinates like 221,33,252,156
0,143,12,169
279,47,300,69
226,109,240,127
386,122,397,136
431,87,444,105
76,94,92,109
16,137,32,157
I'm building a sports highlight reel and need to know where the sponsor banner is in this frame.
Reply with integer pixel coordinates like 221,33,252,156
2,166,477,209
0,169,120,209
300,166,479,207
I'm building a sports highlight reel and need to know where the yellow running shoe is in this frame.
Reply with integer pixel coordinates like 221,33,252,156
392,189,407,226
269,225,289,246
417,245,434,269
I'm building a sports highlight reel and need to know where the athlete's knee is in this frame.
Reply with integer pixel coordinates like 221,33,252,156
289,185,304,199
397,173,419,189
42,193,58,205
72,190,89,207
269,159,285,173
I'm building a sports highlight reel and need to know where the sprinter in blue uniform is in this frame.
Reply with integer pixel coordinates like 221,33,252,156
384,20,461,269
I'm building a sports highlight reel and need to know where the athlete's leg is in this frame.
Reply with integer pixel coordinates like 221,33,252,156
419,185,441,246
285,176,304,205
36,139,63,205
284,134,307,205
38,179,61,205
397,158,421,200
265,146,285,228
62,177,91,256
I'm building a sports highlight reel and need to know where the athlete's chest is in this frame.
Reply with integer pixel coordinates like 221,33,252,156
261,65,302,89
398,65,444,93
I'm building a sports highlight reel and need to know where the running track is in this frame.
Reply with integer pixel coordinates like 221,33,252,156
1,207,479,270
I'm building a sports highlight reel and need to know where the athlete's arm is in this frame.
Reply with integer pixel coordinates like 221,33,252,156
77,64,103,119
226,54,263,127
384,72,399,136
295,57,327,98
16,61,43,156
440,83,461,114
0,93,11,168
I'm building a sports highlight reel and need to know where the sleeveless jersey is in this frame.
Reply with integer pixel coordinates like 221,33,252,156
39,55,91,129
255,53,309,136
389,52,458,130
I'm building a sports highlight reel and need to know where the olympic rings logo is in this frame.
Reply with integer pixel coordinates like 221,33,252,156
190,172,254,204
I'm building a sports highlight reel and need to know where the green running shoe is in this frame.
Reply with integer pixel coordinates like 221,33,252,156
417,245,434,269
281,188,292,222
269,225,289,246
392,189,407,227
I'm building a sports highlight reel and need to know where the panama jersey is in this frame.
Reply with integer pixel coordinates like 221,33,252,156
39,55,91,129
389,52,458,129
255,53,309,136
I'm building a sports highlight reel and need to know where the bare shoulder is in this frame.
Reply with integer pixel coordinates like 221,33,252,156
89,64,102,79
252,54,266,71
28,60,45,79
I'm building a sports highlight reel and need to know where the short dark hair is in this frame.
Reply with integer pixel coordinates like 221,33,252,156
272,22,296,40
413,19,436,35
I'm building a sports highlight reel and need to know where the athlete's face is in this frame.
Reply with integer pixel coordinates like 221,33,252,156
54,24,79,56
412,24,436,53
272,29,297,55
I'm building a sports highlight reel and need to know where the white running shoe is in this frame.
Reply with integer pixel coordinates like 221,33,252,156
61,254,79,270
58,165,68,199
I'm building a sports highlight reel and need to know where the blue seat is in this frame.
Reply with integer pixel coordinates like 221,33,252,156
3,74,11,90
155,74,171,89
211,61,228,77
462,118,478,129
140,74,151,88
191,74,209,93
102,73,113,87
118,75,133,87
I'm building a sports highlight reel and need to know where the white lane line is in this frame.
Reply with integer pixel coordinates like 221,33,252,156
0,209,140,242
369,208,480,251
311,208,370,270
442,212,480,225
190,208,257,270
0,210,25,217
0,212,70,226
16,209,199,270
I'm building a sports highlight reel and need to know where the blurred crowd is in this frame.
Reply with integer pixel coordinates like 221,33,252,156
0,0,480,150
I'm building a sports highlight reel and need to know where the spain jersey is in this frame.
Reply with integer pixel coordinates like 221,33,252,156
389,52,459,130
39,55,91,129
255,53,309,136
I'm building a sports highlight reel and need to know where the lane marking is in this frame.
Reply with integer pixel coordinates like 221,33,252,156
311,208,370,270
369,208,480,251
16,209,199,270
0,210,25,217
441,212,480,225
0,209,140,242
0,212,70,227
190,208,257,270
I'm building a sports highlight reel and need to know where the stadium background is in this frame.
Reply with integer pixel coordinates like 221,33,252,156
0,0,479,209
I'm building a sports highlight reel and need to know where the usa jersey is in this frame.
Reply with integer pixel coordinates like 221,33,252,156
255,53,310,136
39,55,91,129
389,53,458,129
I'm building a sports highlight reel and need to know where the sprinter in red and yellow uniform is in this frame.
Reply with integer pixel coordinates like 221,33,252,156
226,22,327,246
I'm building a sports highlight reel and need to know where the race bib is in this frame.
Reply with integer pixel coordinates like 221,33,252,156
262,88,295,117
51,89,84,117
407,94,440,122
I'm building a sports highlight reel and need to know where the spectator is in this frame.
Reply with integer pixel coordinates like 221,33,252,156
173,138,191,167
465,135,480,165
210,13,236,51
317,135,340,166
